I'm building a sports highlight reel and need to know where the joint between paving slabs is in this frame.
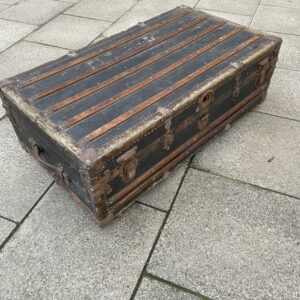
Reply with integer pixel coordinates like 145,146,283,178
252,110,300,124
250,0,262,27
88,0,141,46
194,7,255,18
135,200,168,214
130,155,195,300
0,114,7,122
0,181,54,252
191,166,300,202
144,272,212,300
0,215,18,225
62,13,113,24
0,0,79,55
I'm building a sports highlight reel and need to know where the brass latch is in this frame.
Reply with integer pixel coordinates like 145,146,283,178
196,90,213,131
197,90,214,112
117,146,138,183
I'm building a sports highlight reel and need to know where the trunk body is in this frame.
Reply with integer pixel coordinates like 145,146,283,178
0,6,281,226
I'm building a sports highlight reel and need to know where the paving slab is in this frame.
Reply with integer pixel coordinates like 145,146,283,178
0,3,9,11
103,0,198,37
261,0,300,9
0,0,71,25
66,0,137,22
255,68,300,121
193,112,300,198
26,14,111,49
0,184,165,299
195,0,259,16
0,0,20,4
0,41,67,81
138,163,187,211
0,19,37,52
0,118,52,222
58,0,79,3
136,276,201,300
264,31,300,71
200,9,252,26
0,218,15,245
251,5,300,35
148,169,300,300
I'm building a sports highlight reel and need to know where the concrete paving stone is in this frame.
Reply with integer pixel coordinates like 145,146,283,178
0,0,20,4
193,112,300,198
148,169,300,300
264,31,300,71
0,41,67,81
57,0,79,3
0,3,9,11
0,19,37,52
261,0,300,9
92,34,105,44
255,68,300,121
0,0,72,25
136,276,201,300
251,5,300,35
200,9,252,26
0,184,165,299
0,218,15,245
138,163,187,211
66,0,137,22
26,15,111,50
103,0,198,37
0,118,52,221
195,0,260,16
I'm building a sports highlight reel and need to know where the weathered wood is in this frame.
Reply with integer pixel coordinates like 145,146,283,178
0,6,281,226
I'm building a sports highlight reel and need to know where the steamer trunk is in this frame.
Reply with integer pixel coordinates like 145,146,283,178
0,6,281,226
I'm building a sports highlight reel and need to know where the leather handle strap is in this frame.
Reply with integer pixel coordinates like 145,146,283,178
31,141,64,179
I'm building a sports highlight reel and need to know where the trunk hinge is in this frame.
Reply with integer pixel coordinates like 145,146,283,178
231,62,243,101
256,57,271,87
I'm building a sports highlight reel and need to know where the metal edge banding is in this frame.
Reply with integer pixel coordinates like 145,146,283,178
1,90,82,159
109,85,266,210
87,69,259,190
0,7,189,89
89,68,260,188
32,16,208,103
21,9,192,89
50,22,224,122
63,28,243,133
79,34,261,146
88,40,276,163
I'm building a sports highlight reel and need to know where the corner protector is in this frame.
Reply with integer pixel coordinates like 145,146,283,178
99,212,114,228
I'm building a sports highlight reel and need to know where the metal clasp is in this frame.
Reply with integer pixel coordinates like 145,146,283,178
196,90,213,131
117,146,137,183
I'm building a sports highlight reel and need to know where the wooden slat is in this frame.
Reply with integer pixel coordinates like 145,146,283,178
32,16,208,103
110,85,265,210
79,34,261,145
60,27,242,128
21,9,192,89
48,23,224,122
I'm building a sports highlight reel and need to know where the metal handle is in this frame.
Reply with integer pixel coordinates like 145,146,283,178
31,142,65,182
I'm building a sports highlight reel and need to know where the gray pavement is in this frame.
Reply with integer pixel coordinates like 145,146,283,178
0,0,299,299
